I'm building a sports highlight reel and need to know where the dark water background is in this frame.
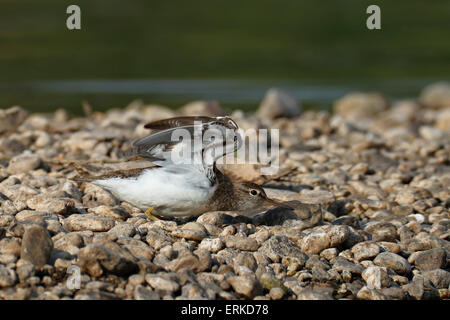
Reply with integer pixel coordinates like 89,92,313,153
1,0,449,115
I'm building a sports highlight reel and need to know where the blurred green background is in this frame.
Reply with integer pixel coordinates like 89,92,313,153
0,0,449,114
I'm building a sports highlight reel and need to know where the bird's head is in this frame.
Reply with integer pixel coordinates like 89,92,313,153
232,182,291,216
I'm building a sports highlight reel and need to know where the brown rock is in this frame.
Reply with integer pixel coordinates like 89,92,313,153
20,225,53,266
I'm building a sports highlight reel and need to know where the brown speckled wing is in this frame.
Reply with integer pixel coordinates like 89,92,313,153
73,160,156,181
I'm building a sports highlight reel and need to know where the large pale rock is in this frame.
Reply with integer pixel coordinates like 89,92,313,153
333,92,388,121
0,106,27,134
180,100,225,117
63,214,115,232
257,88,301,120
7,154,42,174
420,82,450,109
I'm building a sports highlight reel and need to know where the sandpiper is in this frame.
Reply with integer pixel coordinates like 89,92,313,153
75,116,288,219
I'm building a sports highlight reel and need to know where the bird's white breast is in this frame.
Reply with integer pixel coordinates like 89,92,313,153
92,167,216,216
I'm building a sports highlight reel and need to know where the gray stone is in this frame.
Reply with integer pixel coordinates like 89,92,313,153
145,274,180,293
193,249,212,272
0,238,22,257
379,287,407,300
269,287,285,300
333,92,388,121
0,106,28,134
227,276,263,298
199,238,223,253
168,253,201,272
224,235,259,251
364,221,397,242
196,211,228,226
146,228,172,250
108,223,136,238
63,214,115,232
351,241,381,261
259,235,307,264
181,282,210,299
26,196,75,215
257,88,301,120
0,266,17,287
172,228,207,241
77,243,138,277
423,269,450,289
374,252,411,275
133,285,160,300
234,252,258,272
16,262,36,282
420,81,450,109
356,286,388,300
90,206,130,220
362,266,391,289
296,288,333,300
300,225,349,254
413,248,446,271
402,277,424,300
20,225,53,266
0,254,17,265
7,154,42,174
333,257,364,274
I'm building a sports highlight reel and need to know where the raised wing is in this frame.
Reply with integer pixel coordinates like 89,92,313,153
124,116,242,178
144,116,239,131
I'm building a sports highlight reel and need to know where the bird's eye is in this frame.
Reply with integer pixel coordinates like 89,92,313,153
250,189,259,196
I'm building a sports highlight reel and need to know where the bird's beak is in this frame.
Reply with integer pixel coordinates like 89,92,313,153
264,197,293,210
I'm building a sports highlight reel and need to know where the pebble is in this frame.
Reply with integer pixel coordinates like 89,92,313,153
108,223,136,238
199,238,224,253
77,243,138,277
373,252,411,275
333,257,364,274
0,238,22,257
172,228,207,241
422,269,450,289
227,276,263,299
364,221,397,242
63,214,115,232
300,225,349,254
256,88,301,120
0,106,28,134
133,285,160,300
259,235,307,265
351,241,381,261
26,196,75,215
362,266,391,289
333,92,388,121
145,274,180,293
269,287,285,300
296,288,333,300
402,277,424,300
224,235,259,251
7,154,42,174
0,266,17,287
20,225,53,266
90,206,130,220
146,228,173,250
413,248,446,271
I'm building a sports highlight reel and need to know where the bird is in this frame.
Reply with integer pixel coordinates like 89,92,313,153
75,116,289,220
